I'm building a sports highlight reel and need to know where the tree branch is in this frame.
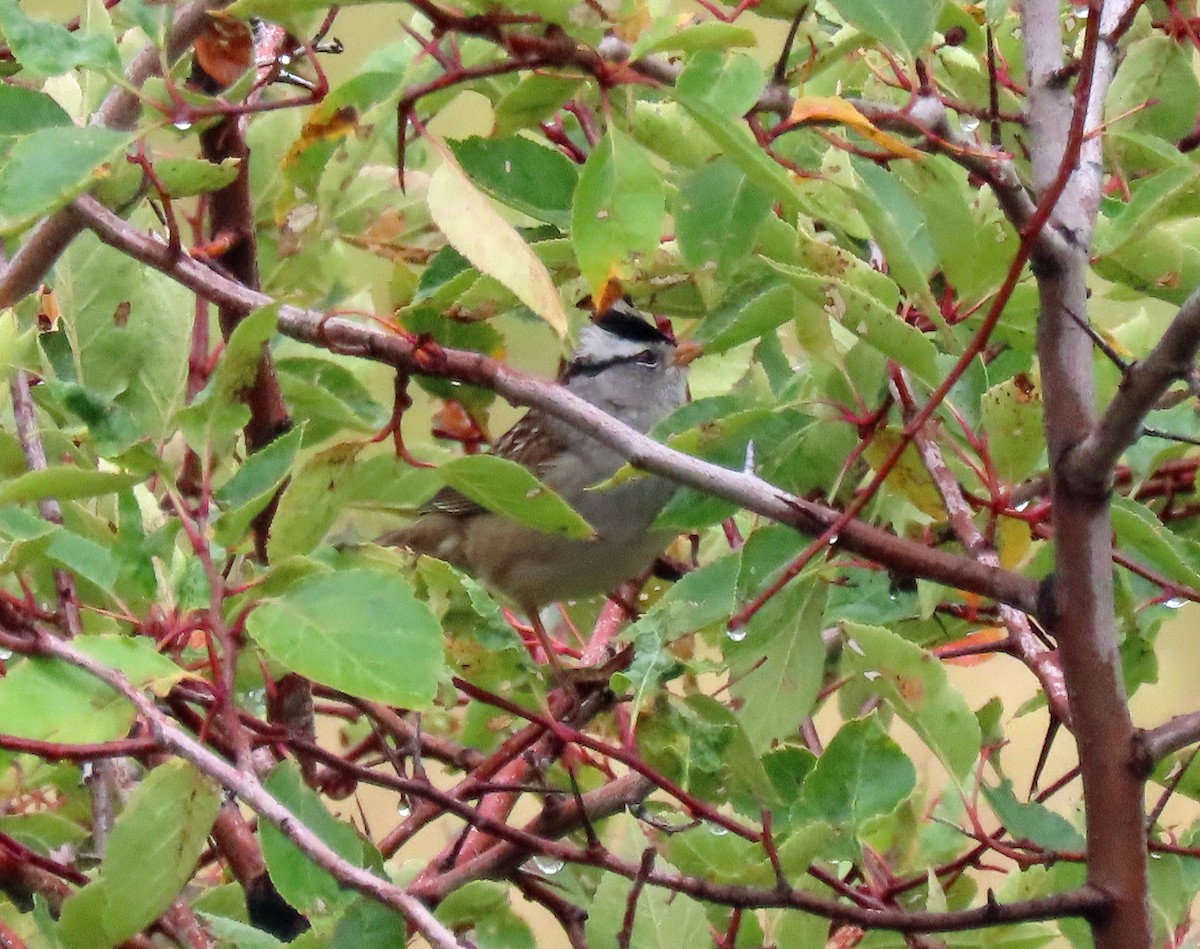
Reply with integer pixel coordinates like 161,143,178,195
1135,711,1200,770
1062,287,1200,496
69,194,1041,616
13,630,467,949
0,0,232,307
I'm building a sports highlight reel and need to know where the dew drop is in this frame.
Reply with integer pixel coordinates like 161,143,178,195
278,53,293,67
960,116,980,133
396,800,412,818
173,120,193,131
0,647,11,661
727,626,747,643
533,855,564,874
709,824,729,837
827,534,839,546
1165,596,1187,609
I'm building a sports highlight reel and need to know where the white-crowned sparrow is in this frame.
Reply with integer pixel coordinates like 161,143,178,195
380,302,693,613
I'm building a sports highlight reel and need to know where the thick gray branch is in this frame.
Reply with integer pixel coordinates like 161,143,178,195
1062,288,1200,496
1136,711,1200,769
71,194,1040,615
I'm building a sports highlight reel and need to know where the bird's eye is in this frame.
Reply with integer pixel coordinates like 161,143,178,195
635,349,659,367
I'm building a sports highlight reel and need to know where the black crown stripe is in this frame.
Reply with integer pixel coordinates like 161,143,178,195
594,302,673,345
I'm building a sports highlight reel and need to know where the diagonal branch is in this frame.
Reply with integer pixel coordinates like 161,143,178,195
0,0,232,308
70,193,1042,615
14,629,467,949
1061,286,1200,496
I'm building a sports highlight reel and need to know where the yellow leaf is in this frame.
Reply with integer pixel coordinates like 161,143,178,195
788,96,925,161
424,132,568,337
997,516,1033,571
863,429,945,518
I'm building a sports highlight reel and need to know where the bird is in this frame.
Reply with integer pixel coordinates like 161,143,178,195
379,301,695,659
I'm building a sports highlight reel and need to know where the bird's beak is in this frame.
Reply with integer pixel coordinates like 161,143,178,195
673,340,703,366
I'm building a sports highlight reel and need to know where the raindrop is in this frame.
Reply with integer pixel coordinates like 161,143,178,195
1164,596,1187,609
827,534,839,546
396,800,412,818
173,120,193,131
960,116,980,133
533,855,564,875
709,824,729,837
727,626,747,643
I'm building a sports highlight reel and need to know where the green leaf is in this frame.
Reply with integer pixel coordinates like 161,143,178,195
1095,164,1200,256
769,258,942,389
694,266,796,353
729,578,827,752
450,136,578,230
980,372,1045,482
97,761,222,942
45,530,120,597
840,621,981,780
334,898,409,949
0,0,120,74
55,232,193,447
200,915,285,949
0,84,72,136
494,74,582,136
0,637,185,745
435,881,535,949
276,356,388,439
845,158,937,314
571,126,666,294
268,443,360,560
674,75,803,218
0,127,130,235
152,157,242,197
827,0,944,56
675,50,764,118
213,425,304,547
1106,34,1200,141
260,761,367,915
637,22,756,56
585,864,709,949
179,305,278,452
1112,496,1200,591
675,158,772,276
0,468,143,503
982,778,1084,850
245,569,445,708
438,454,594,540
901,158,1012,301
795,717,916,854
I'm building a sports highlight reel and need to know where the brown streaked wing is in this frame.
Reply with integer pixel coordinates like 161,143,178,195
418,410,565,518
